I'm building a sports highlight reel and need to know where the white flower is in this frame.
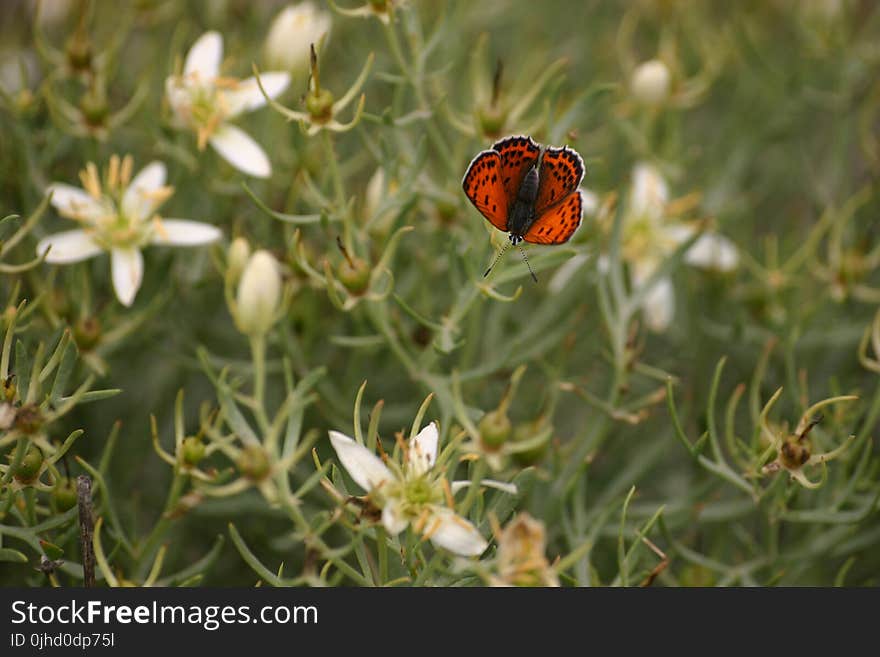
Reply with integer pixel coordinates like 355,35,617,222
36,155,222,307
328,422,516,557
631,59,672,106
620,163,739,332
235,250,282,336
165,31,290,178
264,2,331,72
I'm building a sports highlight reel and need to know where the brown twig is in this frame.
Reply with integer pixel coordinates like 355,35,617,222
639,536,669,587
77,475,96,587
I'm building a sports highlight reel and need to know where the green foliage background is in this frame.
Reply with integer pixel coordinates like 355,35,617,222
1,0,879,586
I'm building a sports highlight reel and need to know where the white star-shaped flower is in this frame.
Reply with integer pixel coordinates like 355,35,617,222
36,155,222,306
621,162,740,332
165,31,290,178
329,422,516,557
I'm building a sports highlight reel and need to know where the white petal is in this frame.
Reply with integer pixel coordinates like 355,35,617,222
381,501,409,535
641,275,675,332
122,161,167,221
36,230,103,264
209,124,272,178
184,31,222,80
110,248,144,307
264,3,331,71
629,163,668,226
425,506,488,557
150,219,222,246
224,72,290,118
580,187,599,216
685,233,740,272
328,431,394,493
47,183,104,222
659,223,697,247
407,422,438,476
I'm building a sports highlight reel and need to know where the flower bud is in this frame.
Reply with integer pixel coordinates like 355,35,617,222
237,445,271,481
337,256,371,295
478,106,507,140
181,436,206,466
227,237,251,282
40,539,65,561
73,316,101,351
511,419,551,466
80,87,108,127
780,437,811,470
52,479,78,512
479,409,511,449
235,250,282,337
265,3,331,73
14,404,43,434
305,88,335,122
14,445,43,483
1,377,15,403
631,59,671,106
65,34,93,73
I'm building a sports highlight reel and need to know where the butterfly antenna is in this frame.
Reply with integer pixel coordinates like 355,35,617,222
517,244,538,283
484,241,511,278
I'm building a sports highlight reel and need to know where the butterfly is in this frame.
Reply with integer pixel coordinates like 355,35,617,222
462,135,585,279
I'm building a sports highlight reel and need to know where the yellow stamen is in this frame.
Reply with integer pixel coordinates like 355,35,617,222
196,126,210,151
120,155,134,187
107,154,120,191
394,431,410,465
412,508,431,533
145,185,175,208
79,163,102,200
488,513,502,540
420,516,443,542
152,215,170,241
666,192,702,217
214,76,240,89
197,113,221,150
441,478,454,508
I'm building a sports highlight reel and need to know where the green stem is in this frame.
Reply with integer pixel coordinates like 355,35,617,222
251,334,267,415
136,470,185,579
322,130,346,214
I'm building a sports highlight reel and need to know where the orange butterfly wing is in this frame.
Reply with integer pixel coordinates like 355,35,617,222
523,190,584,244
462,150,508,231
492,135,541,200
534,146,585,214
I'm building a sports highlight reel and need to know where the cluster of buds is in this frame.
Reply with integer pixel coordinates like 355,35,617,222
37,4,145,139
0,307,104,496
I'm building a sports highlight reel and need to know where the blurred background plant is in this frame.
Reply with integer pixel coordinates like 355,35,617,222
1,0,879,586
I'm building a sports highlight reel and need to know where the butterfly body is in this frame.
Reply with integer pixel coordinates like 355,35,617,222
507,166,540,244
462,135,586,247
